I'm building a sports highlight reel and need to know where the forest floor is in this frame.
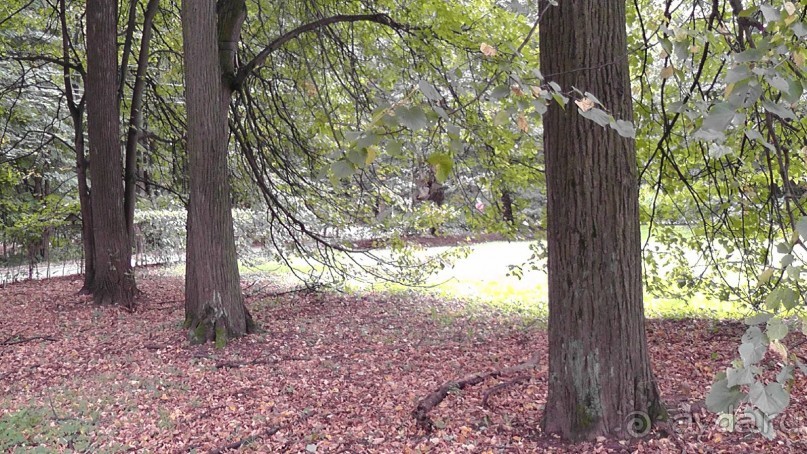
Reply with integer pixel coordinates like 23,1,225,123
2,273,807,453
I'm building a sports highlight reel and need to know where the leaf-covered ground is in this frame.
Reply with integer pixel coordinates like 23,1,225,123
2,273,807,453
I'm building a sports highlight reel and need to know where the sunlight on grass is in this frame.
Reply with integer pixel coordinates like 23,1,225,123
163,236,746,321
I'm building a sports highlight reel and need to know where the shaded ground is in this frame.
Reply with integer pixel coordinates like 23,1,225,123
2,274,807,452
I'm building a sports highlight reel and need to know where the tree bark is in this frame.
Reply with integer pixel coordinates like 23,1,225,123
58,0,94,292
181,0,255,345
539,0,663,441
124,0,160,245
86,0,136,307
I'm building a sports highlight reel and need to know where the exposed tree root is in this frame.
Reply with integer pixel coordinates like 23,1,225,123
1,334,57,346
481,374,531,409
215,355,310,369
412,353,540,431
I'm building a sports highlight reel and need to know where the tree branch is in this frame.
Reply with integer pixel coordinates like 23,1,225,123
233,13,416,89
1,53,85,75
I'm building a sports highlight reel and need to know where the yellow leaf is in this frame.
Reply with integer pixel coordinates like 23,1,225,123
510,84,524,96
770,340,788,360
757,267,775,286
725,83,735,97
365,146,378,166
480,43,497,57
660,66,675,79
793,50,805,68
784,2,796,16
530,85,543,98
574,98,595,112
517,114,529,132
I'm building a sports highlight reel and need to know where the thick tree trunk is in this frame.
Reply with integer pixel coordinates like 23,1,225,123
86,0,137,307
540,0,662,441
124,0,160,244
181,0,255,345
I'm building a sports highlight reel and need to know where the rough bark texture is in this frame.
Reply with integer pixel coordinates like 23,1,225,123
181,0,255,345
539,0,663,441
86,0,136,307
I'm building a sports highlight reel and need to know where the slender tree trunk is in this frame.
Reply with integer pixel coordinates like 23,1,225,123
540,0,662,441
59,0,95,292
124,0,160,244
181,0,255,345
74,112,95,292
501,188,514,225
86,0,136,307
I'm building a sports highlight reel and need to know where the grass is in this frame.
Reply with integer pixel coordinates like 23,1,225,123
165,238,747,321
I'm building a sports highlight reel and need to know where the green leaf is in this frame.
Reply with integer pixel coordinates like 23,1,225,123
331,159,355,179
766,287,798,311
766,318,788,341
385,140,403,157
493,109,510,126
347,148,367,167
426,153,453,183
706,378,746,413
761,100,796,120
725,65,752,84
355,132,379,150
489,85,510,101
744,313,773,326
418,80,442,101
727,366,755,387
701,102,735,131
749,382,790,416
784,79,803,104
396,106,429,131
776,364,794,385
795,217,807,240
739,341,767,366
610,119,636,138
578,107,611,127
760,4,780,23
551,92,568,108
769,75,790,94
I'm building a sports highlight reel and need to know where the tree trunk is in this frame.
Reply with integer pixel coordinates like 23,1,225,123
86,0,137,307
501,188,514,225
59,0,95,292
124,0,160,245
75,113,95,293
539,0,663,441
181,0,255,345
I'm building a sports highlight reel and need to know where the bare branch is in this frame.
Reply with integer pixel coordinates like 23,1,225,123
233,13,416,88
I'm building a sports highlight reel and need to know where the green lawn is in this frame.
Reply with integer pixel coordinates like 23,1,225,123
200,239,747,321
